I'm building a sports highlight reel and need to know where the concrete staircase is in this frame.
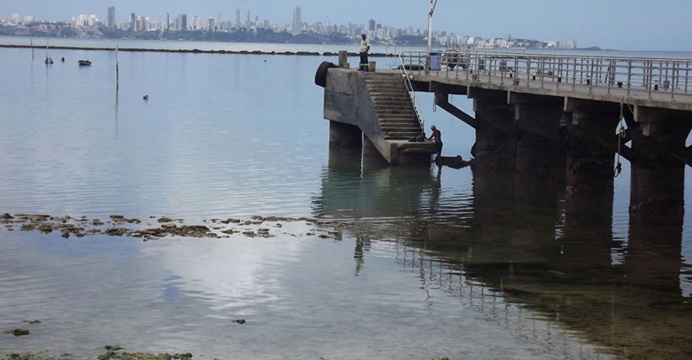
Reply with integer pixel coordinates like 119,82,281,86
362,72,424,141
321,67,434,165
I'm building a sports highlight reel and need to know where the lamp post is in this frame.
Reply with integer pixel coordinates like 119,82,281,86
427,0,438,54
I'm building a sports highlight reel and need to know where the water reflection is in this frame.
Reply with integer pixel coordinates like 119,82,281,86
316,147,692,358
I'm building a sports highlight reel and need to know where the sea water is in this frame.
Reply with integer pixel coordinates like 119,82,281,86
0,37,691,359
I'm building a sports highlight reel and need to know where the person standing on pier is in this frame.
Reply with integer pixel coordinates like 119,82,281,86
359,33,370,71
428,125,443,158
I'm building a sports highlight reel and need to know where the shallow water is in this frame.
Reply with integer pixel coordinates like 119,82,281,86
0,40,691,359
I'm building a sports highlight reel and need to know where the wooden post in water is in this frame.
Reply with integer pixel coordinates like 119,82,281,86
115,41,120,92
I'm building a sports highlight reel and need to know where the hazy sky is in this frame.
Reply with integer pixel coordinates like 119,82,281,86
2,0,691,51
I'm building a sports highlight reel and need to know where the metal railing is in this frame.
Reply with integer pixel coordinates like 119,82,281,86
397,54,426,130
400,50,692,102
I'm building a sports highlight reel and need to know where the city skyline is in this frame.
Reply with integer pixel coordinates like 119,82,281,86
1,0,692,51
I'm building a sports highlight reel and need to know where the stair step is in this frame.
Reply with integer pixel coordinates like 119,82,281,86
362,73,423,142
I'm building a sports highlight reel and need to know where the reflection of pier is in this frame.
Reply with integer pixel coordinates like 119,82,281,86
311,148,440,219
315,51,692,357
313,148,691,358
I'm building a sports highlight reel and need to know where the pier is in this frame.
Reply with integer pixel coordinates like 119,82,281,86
316,50,692,217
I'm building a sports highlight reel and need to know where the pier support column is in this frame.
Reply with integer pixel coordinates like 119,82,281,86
510,94,565,181
629,106,691,218
329,121,362,149
471,89,516,174
563,99,621,198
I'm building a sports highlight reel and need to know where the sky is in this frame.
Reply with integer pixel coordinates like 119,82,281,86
1,0,691,51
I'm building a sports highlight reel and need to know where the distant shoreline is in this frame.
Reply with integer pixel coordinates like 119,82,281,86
0,43,400,57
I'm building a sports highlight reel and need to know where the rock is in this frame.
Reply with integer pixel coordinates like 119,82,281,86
105,228,128,236
3,328,30,336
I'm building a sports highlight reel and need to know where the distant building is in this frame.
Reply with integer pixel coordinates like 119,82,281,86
175,14,187,31
74,14,98,28
107,6,115,28
292,5,302,34
368,19,376,38
129,13,135,30
135,16,146,31
3,14,20,25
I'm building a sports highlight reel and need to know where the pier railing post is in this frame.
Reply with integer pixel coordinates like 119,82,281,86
627,60,632,96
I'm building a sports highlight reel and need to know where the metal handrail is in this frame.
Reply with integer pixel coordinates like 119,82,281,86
397,54,426,130
401,50,692,102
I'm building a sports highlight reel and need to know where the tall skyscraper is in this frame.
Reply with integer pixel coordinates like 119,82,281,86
107,6,115,28
179,14,187,30
292,6,302,34
235,8,241,28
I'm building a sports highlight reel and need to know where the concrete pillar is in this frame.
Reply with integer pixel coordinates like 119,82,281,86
338,50,348,68
629,106,691,218
563,99,621,198
472,89,516,173
329,121,362,149
511,94,565,181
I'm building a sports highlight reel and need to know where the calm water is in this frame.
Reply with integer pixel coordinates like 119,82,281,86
0,38,691,359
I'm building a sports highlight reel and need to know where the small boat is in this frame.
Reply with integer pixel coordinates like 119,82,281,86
78,60,92,66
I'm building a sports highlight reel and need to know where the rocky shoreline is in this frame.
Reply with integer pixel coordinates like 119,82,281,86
0,44,395,58
0,212,345,241
3,347,195,360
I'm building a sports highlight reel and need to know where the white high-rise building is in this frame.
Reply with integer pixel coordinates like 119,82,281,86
292,6,302,34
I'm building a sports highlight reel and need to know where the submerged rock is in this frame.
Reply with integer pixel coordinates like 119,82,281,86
3,328,30,336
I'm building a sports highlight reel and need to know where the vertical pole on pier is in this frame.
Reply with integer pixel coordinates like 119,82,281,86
627,60,632,96
685,61,690,95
